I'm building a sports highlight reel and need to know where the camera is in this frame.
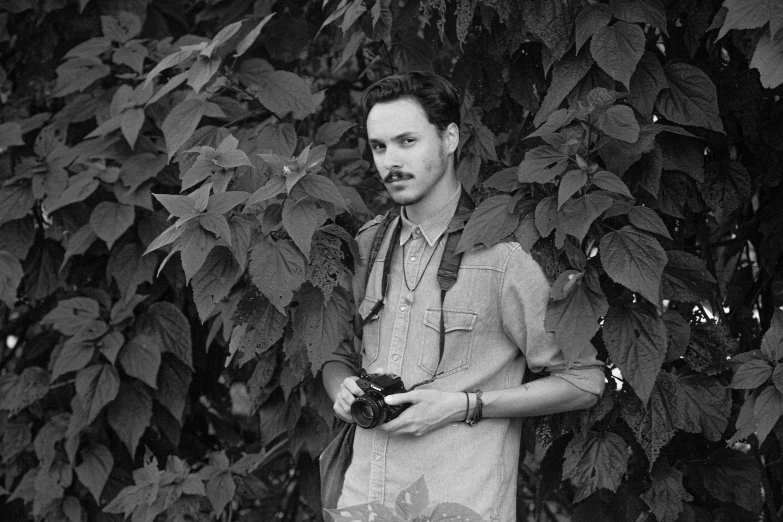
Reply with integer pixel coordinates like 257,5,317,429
351,373,409,429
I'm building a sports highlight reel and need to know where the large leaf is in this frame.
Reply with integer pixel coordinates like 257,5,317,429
575,3,612,52
628,52,668,120
596,105,640,143
291,285,351,374
676,374,731,441
563,430,629,502
326,504,402,522
118,335,161,389
75,363,120,425
156,356,192,423
610,0,668,35
191,246,241,322
640,461,693,522
41,297,100,336
456,195,520,254
206,471,235,516
754,385,783,444
661,250,717,303
555,191,614,248
0,185,35,226
107,243,157,297
107,380,152,457
717,0,783,39
701,448,762,513
534,50,593,127
0,367,50,415
179,224,217,284
51,338,95,381
545,269,609,368
249,71,316,119
395,475,429,520
628,206,671,239
53,57,111,97
162,97,207,161
249,239,306,312
698,161,752,216
89,202,135,249
0,251,23,308
730,358,773,389
750,27,783,89
74,444,113,503
517,145,571,184
657,64,724,133
590,22,645,89
600,226,667,309
136,302,193,369
604,305,667,404
557,170,587,209
314,121,355,146
281,196,326,258
761,307,783,362
232,298,287,367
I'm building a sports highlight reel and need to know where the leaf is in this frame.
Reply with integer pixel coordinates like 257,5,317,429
755,385,783,444
74,444,113,503
0,216,35,261
600,226,667,309
610,0,668,36
136,302,193,369
525,108,575,139
575,3,612,52
596,105,640,143
604,305,667,404
676,374,731,441
395,476,429,520
46,176,99,213
75,363,120,425
61,224,98,269
192,247,241,322
41,297,100,335
545,268,609,368
517,145,571,184
249,239,306,312
101,12,142,43
761,308,783,362
107,379,152,457
199,213,231,244
325,503,401,522
249,71,316,119
701,448,762,513
555,191,614,248
107,243,157,298
291,285,351,374
717,0,783,39
657,64,724,133
562,430,629,502
640,461,693,522
0,122,24,149
628,206,671,239
0,251,23,308
628,52,668,120
456,195,520,254
0,367,50,415
118,335,161,389
64,37,112,59
661,250,717,303
53,57,111,97
534,50,593,127
89,202,135,249
298,175,348,211
162,98,207,161
51,338,95,381
0,185,35,225
247,175,287,206
235,13,275,57
535,196,558,238
558,170,588,209
120,108,145,149
180,225,218,284
206,471,235,516
730,359,773,389
590,22,645,89
698,161,752,216
427,502,485,521
483,167,521,192
156,356,192,422
750,27,783,89
315,121,355,146
232,299,286,367
282,196,326,258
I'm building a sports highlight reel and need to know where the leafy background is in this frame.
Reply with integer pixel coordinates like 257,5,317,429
0,0,782,521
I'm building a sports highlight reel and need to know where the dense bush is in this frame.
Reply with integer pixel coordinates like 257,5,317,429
1,0,782,521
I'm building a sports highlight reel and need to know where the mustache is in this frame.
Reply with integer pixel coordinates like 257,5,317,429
383,169,414,183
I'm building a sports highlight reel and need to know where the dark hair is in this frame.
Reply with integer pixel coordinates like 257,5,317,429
360,71,461,132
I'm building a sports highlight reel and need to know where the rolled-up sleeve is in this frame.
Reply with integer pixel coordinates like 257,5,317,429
500,245,605,397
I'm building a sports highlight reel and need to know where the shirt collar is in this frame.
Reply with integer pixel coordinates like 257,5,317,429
399,184,462,247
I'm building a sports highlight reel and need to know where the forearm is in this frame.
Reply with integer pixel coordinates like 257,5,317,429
323,361,357,403
479,375,599,419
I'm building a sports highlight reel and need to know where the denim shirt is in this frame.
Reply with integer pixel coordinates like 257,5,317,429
326,188,605,521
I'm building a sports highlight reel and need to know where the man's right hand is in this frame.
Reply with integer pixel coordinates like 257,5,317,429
333,375,363,423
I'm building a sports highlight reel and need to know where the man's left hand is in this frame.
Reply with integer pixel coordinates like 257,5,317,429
377,389,464,436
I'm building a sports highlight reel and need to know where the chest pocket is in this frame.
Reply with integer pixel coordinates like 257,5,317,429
358,297,381,366
418,308,477,377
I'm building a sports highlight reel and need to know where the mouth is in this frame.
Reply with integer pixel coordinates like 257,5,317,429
384,171,414,184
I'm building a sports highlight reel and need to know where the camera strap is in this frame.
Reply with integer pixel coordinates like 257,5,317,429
354,188,475,370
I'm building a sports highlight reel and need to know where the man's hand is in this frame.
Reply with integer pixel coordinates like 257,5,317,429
377,389,464,436
332,375,362,423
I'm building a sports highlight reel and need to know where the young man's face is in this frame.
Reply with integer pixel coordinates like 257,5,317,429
366,97,458,213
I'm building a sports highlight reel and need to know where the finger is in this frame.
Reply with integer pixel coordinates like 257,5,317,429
384,391,416,406
343,377,363,396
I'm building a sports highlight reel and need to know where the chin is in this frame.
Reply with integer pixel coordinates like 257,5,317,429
389,192,425,206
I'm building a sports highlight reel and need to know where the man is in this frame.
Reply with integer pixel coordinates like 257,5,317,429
322,71,604,520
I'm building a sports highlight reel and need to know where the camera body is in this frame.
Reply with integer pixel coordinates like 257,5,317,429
351,373,409,429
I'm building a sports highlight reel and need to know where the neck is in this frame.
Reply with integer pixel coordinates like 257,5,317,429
405,175,461,224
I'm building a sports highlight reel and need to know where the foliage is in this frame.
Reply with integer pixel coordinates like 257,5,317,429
0,0,782,521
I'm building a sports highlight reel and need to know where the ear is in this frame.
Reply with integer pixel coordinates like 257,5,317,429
444,122,460,155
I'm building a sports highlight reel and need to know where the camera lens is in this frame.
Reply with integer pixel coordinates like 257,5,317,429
351,397,382,429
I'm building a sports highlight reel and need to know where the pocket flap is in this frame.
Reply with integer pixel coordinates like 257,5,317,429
424,309,477,332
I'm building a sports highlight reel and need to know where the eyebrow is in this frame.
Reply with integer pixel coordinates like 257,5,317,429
367,132,418,145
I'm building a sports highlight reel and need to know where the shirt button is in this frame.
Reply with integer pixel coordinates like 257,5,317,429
399,305,407,312
413,229,421,237
374,454,381,461
392,354,399,361
409,256,416,261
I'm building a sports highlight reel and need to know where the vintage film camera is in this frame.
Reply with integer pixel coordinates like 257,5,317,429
351,372,409,429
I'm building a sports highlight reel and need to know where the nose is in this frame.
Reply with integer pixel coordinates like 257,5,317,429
381,145,402,172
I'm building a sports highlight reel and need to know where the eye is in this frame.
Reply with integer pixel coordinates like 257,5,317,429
402,138,415,145
370,143,385,152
